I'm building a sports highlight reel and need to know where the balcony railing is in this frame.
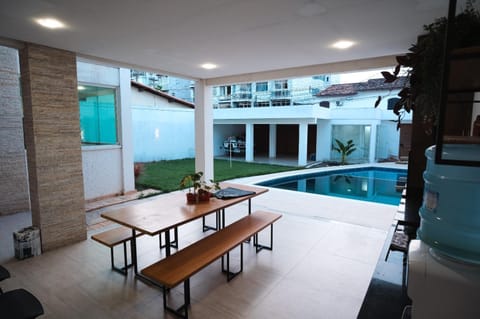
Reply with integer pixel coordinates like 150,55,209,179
271,89,291,98
231,92,252,100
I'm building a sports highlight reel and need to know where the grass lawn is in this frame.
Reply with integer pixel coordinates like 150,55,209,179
135,158,298,192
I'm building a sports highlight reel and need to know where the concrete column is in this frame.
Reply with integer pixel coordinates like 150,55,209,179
298,122,308,166
0,46,30,215
20,43,86,251
194,79,214,181
119,68,135,194
268,124,277,158
368,124,377,163
316,120,331,162
245,123,254,162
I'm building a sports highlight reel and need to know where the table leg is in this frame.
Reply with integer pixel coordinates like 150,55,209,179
165,231,171,257
246,199,252,243
222,209,225,229
131,228,138,274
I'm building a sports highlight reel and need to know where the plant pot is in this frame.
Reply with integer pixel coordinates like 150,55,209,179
198,190,211,202
186,193,197,204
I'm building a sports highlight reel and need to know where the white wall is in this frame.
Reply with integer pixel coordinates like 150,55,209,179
376,121,400,160
77,60,135,200
132,106,195,161
131,89,190,109
316,119,331,161
82,147,123,199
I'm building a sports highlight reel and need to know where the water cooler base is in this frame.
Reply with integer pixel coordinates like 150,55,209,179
408,240,480,319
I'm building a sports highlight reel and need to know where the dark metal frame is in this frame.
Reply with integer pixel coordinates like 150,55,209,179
159,227,179,249
254,224,275,253
162,243,246,319
202,210,221,231
221,244,244,281
131,227,178,276
435,0,480,166
162,279,191,319
110,241,133,275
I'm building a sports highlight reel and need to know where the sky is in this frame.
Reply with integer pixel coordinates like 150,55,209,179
338,68,387,84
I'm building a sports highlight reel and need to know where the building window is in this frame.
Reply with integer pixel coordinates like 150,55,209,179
387,97,400,110
256,82,268,92
319,101,330,108
274,79,288,90
219,85,232,97
78,85,118,145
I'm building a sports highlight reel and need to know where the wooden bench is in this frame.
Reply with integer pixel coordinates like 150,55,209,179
141,210,282,319
92,225,179,276
91,226,141,275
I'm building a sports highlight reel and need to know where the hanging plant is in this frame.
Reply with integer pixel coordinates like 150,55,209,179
375,0,480,134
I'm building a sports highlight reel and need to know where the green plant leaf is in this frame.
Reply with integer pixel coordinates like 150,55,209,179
398,87,410,98
396,55,408,65
374,96,381,108
394,64,401,76
381,71,397,83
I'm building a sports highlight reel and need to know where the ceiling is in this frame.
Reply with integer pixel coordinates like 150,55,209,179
0,0,466,81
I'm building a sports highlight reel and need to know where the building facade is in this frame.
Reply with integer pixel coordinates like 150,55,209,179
212,76,411,166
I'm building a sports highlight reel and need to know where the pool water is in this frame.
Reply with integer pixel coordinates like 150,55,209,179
258,167,407,205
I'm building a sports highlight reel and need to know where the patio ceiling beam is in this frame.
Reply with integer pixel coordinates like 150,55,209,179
205,55,397,86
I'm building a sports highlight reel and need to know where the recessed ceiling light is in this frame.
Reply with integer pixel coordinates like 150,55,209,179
77,85,86,90
331,40,355,50
35,18,65,29
201,63,217,70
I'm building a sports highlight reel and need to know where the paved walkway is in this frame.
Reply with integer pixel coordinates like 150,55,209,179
85,188,160,230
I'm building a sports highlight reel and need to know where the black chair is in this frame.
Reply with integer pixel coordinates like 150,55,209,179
0,265,44,318
0,289,44,318
0,264,10,293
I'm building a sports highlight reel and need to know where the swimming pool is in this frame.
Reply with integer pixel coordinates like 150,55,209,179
258,167,407,205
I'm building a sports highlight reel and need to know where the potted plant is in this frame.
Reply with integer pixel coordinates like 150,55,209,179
375,0,480,134
180,172,220,204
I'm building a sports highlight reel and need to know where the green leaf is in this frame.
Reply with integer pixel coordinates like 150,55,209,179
381,71,397,83
393,64,401,76
374,96,381,108
396,55,409,66
398,87,410,98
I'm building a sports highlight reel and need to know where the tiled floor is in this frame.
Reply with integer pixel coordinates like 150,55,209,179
0,164,407,318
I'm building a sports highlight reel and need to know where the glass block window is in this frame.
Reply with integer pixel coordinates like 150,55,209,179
78,85,118,145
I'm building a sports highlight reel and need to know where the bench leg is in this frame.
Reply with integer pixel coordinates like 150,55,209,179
254,224,274,253
162,278,190,319
245,200,252,243
203,210,221,232
110,241,133,276
221,244,243,281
